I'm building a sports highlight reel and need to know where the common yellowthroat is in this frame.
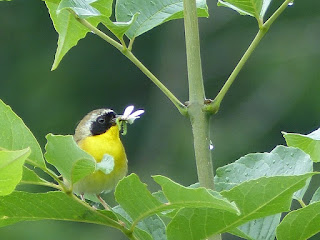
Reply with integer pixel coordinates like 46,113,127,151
73,108,128,197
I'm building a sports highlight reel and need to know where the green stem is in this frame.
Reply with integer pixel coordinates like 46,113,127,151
211,29,266,112
264,0,293,29
26,159,68,192
128,37,135,51
298,199,307,208
183,0,205,103
183,0,214,189
20,180,62,190
210,0,292,112
72,13,123,51
122,50,187,115
183,0,217,238
74,17,187,116
69,194,136,240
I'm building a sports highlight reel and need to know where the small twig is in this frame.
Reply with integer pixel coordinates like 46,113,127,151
128,37,135,51
298,199,307,208
208,0,292,113
97,194,110,210
70,13,187,116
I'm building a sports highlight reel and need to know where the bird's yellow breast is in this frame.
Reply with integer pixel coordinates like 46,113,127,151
73,125,128,195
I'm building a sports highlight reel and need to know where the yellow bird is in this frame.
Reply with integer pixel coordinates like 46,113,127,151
72,109,128,199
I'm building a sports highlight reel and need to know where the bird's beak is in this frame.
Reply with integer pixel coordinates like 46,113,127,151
110,117,117,126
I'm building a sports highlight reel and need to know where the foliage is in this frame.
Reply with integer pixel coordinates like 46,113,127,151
0,0,319,239
0,98,319,239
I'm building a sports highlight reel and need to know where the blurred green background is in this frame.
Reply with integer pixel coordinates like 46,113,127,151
0,0,319,239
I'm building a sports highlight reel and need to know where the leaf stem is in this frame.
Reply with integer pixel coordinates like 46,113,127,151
264,0,293,29
128,37,135,51
209,0,292,112
122,50,188,115
73,17,187,116
210,29,266,112
26,159,67,191
69,194,136,239
73,15,123,51
298,199,307,208
20,180,62,190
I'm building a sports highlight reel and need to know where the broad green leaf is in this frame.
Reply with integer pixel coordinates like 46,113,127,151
215,145,313,200
137,215,167,240
217,0,271,22
0,99,45,168
101,13,139,40
44,134,96,185
219,174,313,226
229,227,254,240
215,145,312,239
20,166,49,186
47,0,112,70
310,187,320,204
283,128,320,162
0,148,31,196
115,174,239,228
115,0,209,39
115,174,163,221
235,214,281,240
167,174,314,240
276,201,320,240
153,175,239,215
0,191,118,228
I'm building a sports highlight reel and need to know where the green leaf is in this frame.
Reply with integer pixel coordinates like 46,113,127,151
57,0,101,18
101,13,139,40
115,174,163,222
215,145,313,239
115,174,239,227
47,0,112,70
138,215,167,240
229,227,254,240
0,191,118,228
153,175,239,215
217,0,271,22
215,145,313,200
167,174,314,240
20,166,49,186
283,128,320,162
0,148,31,196
115,0,209,39
276,201,320,240
235,214,281,240
0,99,45,168
44,134,96,185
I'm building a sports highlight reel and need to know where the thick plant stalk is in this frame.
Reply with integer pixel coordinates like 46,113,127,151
183,0,214,190
183,0,219,239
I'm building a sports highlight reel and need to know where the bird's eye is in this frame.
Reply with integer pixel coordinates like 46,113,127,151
97,116,105,124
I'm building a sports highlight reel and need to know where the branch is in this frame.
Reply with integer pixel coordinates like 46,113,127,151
208,0,292,113
210,29,266,112
122,50,187,115
74,17,187,115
